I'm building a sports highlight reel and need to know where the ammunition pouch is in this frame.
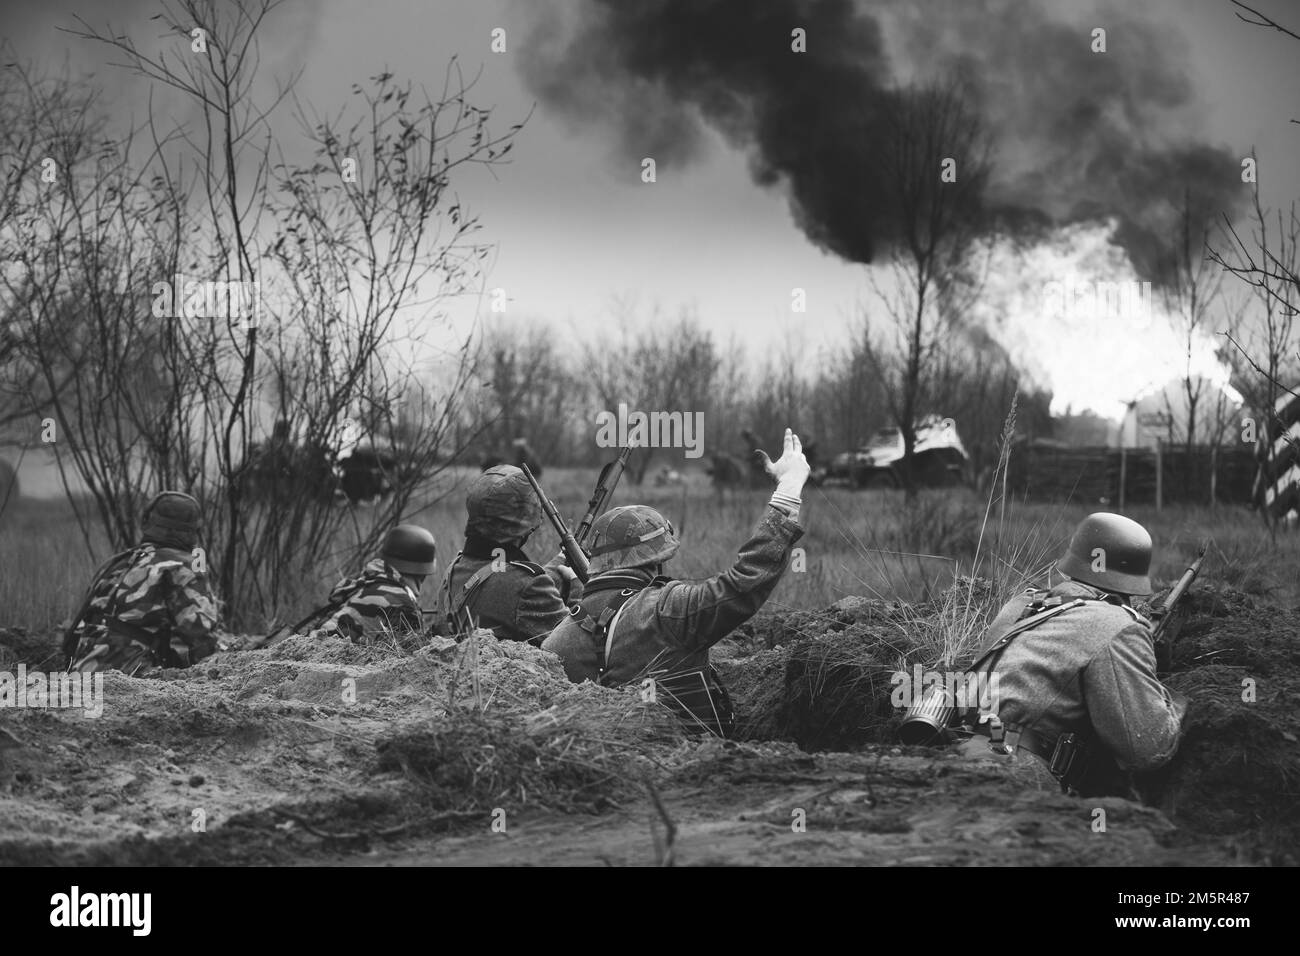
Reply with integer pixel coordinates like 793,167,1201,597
972,720,1113,797
1048,732,1089,791
646,665,736,739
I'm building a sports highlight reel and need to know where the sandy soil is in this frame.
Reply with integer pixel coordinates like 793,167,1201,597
0,585,1294,866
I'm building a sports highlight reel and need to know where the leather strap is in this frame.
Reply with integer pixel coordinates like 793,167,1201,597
445,553,496,632
969,720,1056,763
566,573,670,680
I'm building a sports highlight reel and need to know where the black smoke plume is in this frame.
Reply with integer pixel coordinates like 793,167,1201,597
518,0,1246,285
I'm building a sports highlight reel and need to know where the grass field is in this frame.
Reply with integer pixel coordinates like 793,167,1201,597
0,462,1293,635
3,464,1298,866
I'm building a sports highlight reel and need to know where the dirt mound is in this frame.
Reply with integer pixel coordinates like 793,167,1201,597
2,582,1293,866
720,595,938,750
737,596,919,650
723,632,899,750
717,584,1300,862
0,628,686,865
376,695,679,815
1152,588,1300,863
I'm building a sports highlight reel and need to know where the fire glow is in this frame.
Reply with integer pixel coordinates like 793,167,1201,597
971,221,1233,420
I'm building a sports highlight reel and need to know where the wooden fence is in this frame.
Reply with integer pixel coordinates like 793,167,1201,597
1006,441,1260,507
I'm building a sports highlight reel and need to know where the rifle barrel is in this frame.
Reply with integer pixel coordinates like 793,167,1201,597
1151,545,1207,645
1163,546,1207,611
521,463,590,583
576,446,633,547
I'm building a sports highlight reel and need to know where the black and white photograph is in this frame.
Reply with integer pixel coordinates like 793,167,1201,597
0,0,1296,902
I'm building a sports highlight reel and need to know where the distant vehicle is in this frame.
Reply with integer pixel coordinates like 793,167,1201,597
827,416,970,489
480,437,543,478
242,421,403,505
654,466,685,487
336,439,401,504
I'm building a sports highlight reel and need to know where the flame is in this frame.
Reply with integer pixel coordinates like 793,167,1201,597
970,221,1232,420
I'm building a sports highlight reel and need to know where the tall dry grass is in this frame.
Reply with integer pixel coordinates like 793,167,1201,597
1,458,1293,637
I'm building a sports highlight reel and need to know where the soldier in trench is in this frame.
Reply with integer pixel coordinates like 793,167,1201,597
543,428,809,737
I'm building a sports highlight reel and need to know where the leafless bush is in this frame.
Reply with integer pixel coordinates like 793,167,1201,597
1,1,520,626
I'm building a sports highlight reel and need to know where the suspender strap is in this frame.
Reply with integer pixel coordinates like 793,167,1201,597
968,598,1088,677
566,573,670,681
964,596,1107,794
601,596,635,681
446,554,497,632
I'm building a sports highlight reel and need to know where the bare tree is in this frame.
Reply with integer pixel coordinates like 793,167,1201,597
5,0,519,626
475,319,585,466
1212,3,1300,523
582,303,721,484
1215,186,1300,410
747,333,812,451
1158,191,1226,457
859,80,991,498
811,324,890,455
0,58,105,439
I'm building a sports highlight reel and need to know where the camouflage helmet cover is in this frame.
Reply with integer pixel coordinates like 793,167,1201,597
465,465,542,542
382,524,437,576
1056,512,1153,596
587,505,680,575
141,491,201,550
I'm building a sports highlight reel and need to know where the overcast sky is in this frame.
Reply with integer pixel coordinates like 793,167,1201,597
5,0,1299,415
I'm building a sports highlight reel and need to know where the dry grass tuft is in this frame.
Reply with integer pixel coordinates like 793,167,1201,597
375,682,682,814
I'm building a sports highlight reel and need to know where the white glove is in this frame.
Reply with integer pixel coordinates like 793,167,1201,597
756,428,810,513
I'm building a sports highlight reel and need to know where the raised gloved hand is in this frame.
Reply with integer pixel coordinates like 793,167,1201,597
756,428,810,516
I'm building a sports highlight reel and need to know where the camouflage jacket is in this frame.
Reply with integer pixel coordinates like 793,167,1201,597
975,580,1187,777
435,540,580,644
305,558,423,644
71,544,221,676
542,505,803,686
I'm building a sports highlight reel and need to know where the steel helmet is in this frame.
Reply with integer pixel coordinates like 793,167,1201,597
141,491,202,550
382,524,437,576
1056,512,1153,596
465,465,541,543
587,505,680,575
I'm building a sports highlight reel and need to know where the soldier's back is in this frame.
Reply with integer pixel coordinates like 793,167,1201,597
308,559,420,644
441,552,558,643
982,582,1173,780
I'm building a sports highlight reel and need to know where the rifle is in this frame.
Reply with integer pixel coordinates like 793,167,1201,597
520,463,590,584
575,446,633,547
247,600,339,650
1150,544,1207,672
